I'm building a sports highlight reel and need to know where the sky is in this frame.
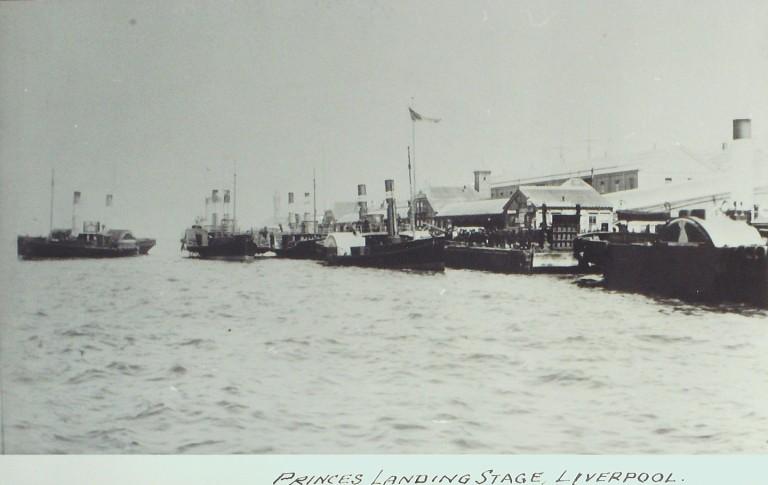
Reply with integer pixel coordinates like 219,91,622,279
1,0,768,242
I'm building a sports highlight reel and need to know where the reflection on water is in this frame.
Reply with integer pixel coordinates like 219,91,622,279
1,241,767,453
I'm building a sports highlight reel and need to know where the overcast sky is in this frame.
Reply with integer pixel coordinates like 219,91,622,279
2,0,767,241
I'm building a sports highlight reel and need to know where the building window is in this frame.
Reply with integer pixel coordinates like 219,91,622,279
589,215,597,225
665,177,672,184
629,177,636,189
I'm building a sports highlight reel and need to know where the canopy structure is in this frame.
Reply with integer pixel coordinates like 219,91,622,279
660,216,763,248
434,198,509,228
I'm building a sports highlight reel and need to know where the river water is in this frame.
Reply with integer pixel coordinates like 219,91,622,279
1,239,767,454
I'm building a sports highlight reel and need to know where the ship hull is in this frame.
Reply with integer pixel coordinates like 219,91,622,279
604,244,768,307
17,236,139,259
137,238,156,255
275,238,325,260
445,244,532,273
185,234,256,260
326,237,445,271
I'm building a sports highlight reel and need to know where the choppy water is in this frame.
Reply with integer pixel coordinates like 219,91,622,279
1,239,767,454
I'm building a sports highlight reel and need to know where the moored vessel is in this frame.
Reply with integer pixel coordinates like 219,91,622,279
602,214,767,306
17,175,154,260
18,223,147,259
323,179,446,271
182,186,260,261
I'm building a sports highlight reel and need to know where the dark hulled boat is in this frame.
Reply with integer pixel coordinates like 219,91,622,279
445,244,532,273
324,232,446,271
17,225,148,260
182,224,258,261
182,186,262,261
602,215,768,307
321,179,445,271
137,238,157,255
274,234,325,260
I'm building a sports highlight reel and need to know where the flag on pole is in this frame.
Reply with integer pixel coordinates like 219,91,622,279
106,194,113,207
73,191,81,204
409,107,440,123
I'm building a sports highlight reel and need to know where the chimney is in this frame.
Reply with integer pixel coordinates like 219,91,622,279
357,184,368,219
273,191,281,221
733,119,751,140
473,170,492,195
303,191,311,232
287,191,295,229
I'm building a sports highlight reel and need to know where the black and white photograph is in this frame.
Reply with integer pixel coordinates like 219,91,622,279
1,0,767,465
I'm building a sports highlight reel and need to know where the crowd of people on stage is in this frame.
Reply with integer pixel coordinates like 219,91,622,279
447,226,548,249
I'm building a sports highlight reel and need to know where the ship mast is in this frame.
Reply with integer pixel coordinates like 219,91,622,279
49,168,55,236
313,168,317,234
233,162,237,232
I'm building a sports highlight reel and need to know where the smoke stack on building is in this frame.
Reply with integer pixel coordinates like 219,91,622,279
357,184,368,220
473,170,492,195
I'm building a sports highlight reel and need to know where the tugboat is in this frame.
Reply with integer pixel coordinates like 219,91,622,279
18,222,147,259
181,188,259,261
323,179,446,271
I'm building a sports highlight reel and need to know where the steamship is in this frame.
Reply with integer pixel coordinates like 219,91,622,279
182,189,259,260
17,184,155,260
322,179,446,271
18,223,153,259
273,190,325,260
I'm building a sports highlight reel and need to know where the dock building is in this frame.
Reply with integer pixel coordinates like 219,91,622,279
490,146,716,198
435,178,613,249
413,170,493,226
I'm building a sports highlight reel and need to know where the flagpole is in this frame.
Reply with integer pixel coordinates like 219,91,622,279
408,146,415,237
411,117,417,229
71,192,77,234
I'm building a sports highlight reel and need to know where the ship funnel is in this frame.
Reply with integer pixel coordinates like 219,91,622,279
727,118,755,220
287,191,295,230
357,184,368,219
303,191,311,232
733,119,751,140
385,179,398,237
